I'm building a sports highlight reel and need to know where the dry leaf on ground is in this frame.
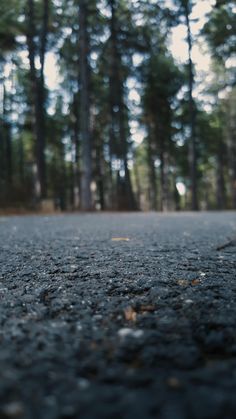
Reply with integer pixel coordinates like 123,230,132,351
112,237,130,242
124,306,137,321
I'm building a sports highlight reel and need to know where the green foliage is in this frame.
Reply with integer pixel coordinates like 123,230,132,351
0,0,24,56
203,1,236,61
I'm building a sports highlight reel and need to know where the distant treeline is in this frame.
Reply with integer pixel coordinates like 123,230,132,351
0,0,235,211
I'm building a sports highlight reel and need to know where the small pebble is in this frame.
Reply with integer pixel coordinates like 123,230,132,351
118,328,144,339
185,299,194,304
167,377,181,389
78,378,90,390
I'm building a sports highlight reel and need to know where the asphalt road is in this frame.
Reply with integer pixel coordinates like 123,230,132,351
0,212,236,419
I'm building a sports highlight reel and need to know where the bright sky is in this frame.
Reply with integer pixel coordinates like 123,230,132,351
170,0,215,71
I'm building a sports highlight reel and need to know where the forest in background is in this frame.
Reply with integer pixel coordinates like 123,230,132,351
0,0,235,212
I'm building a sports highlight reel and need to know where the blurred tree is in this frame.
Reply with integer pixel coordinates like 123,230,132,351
106,0,136,210
203,1,236,208
142,53,184,211
25,0,50,200
203,1,236,63
174,0,198,210
78,0,92,210
0,0,235,212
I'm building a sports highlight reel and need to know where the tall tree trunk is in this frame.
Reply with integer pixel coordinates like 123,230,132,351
0,81,12,204
0,118,4,206
0,63,5,205
160,156,170,212
160,149,168,212
18,136,25,185
26,0,49,200
59,142,67,211
96,144,105,211
108,0,119,210
147,129,157,210
216,140,226,209
79,0,92,210
159,118,170,212
40,0,49,83
5,123,12,189
3,84,12,191
93,121,105,210
109,0,135,210
119,95,135,210
72,92,80,208
184,1,198,210
227,92,236,209
133,153,142,211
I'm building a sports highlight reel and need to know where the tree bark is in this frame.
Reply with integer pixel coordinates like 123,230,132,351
147,129,157,210
133,155,142,211
109,0,135,210
160,149,168,212
26,0,49,200
184,0,198,210
72,93,80,208
227,92,236,208
79,0,93,210
3,84,12,190
216,141,226,210
108,0,117,209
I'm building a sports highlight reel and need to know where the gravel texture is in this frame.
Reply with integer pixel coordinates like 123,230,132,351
0,212,236,419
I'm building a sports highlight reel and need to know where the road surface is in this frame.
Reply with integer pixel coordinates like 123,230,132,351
0,212,236,419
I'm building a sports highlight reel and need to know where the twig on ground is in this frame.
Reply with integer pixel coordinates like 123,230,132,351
216,238,236,251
